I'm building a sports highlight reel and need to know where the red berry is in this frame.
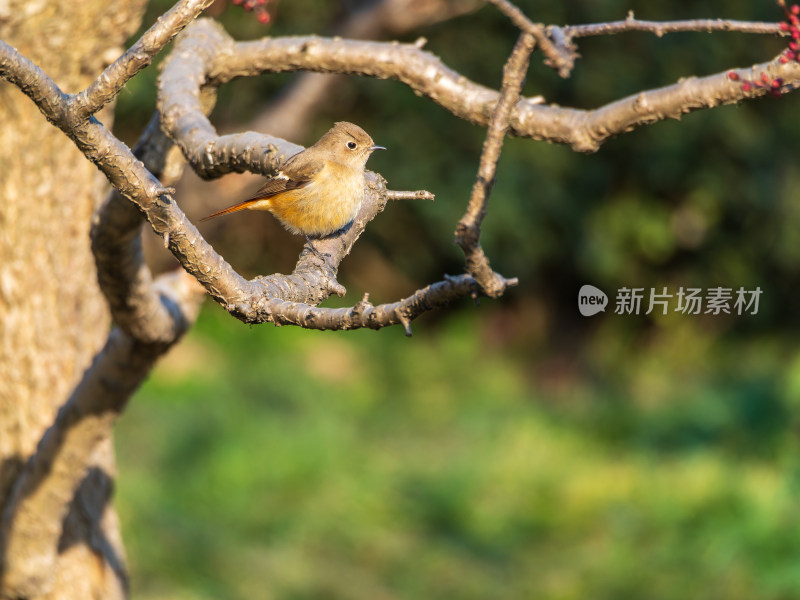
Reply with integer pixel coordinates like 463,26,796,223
257,10,271,23
781,55,790,63
790,41,799,51
773,78,783,87
792,4,799,14
781,21,791,31
742,82,752,91
728,71,740,81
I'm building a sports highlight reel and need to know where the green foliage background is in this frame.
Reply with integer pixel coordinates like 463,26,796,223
114,1,800,598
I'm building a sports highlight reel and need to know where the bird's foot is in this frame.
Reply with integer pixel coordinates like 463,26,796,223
304,236,331,261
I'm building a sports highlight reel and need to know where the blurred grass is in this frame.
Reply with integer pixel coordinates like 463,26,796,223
116,305,800,599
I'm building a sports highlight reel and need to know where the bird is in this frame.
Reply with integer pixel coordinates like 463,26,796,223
200,122,385,251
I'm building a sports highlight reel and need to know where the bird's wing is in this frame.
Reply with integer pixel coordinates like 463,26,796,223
246,172,308,201
249,151,326,199
200,157,323,222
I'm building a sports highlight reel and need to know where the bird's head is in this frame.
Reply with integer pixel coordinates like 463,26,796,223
316,121,385,168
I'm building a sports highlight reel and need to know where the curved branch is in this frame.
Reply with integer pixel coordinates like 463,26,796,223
156,18,303,180
90,114,198,344
7,12,789,334
250,0,480,140
157,19,509,333
2,26,455,334
188,20,800,153
249,274,517,334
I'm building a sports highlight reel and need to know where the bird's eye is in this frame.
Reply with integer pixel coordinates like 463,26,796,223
346,141,357,150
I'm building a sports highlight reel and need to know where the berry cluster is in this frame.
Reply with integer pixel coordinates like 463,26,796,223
231,0,273,25
728,3,798,97
778,2,800,65
728,71,783,96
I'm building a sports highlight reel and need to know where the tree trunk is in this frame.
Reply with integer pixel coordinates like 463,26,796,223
0,1,148,597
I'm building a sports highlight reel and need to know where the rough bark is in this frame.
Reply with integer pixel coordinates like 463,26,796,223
0,1,148,598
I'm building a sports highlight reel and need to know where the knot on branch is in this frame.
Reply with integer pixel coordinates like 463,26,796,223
544,26,579,77
454,221,481,249
352,293,373,317
476,271,515,299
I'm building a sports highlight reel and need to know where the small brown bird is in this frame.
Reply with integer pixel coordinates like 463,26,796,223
201,122,384,247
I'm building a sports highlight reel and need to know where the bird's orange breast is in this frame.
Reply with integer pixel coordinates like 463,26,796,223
263,161,365,236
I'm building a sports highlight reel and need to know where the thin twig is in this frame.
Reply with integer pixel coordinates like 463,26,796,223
386,190,435,201
454,32,535,298
486,0,781,76
565,15,783,39
485,0,576,77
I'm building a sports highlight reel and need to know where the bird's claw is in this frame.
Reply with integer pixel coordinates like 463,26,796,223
304,237,331,261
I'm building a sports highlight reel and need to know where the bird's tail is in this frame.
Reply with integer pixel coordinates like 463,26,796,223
199,199,259,222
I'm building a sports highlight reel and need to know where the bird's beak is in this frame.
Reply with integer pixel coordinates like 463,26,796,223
369,145,386,151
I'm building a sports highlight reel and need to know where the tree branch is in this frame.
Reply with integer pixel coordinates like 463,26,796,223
156,19,510,333
188,21,800,154
485,0,576,77
250,0,480,140
487,0,782,76
565,15,783,38
386,190,435,201
90,113,199,344
4,10,796,340
71,0,214,120
248,274,515,336
455,32,534,298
